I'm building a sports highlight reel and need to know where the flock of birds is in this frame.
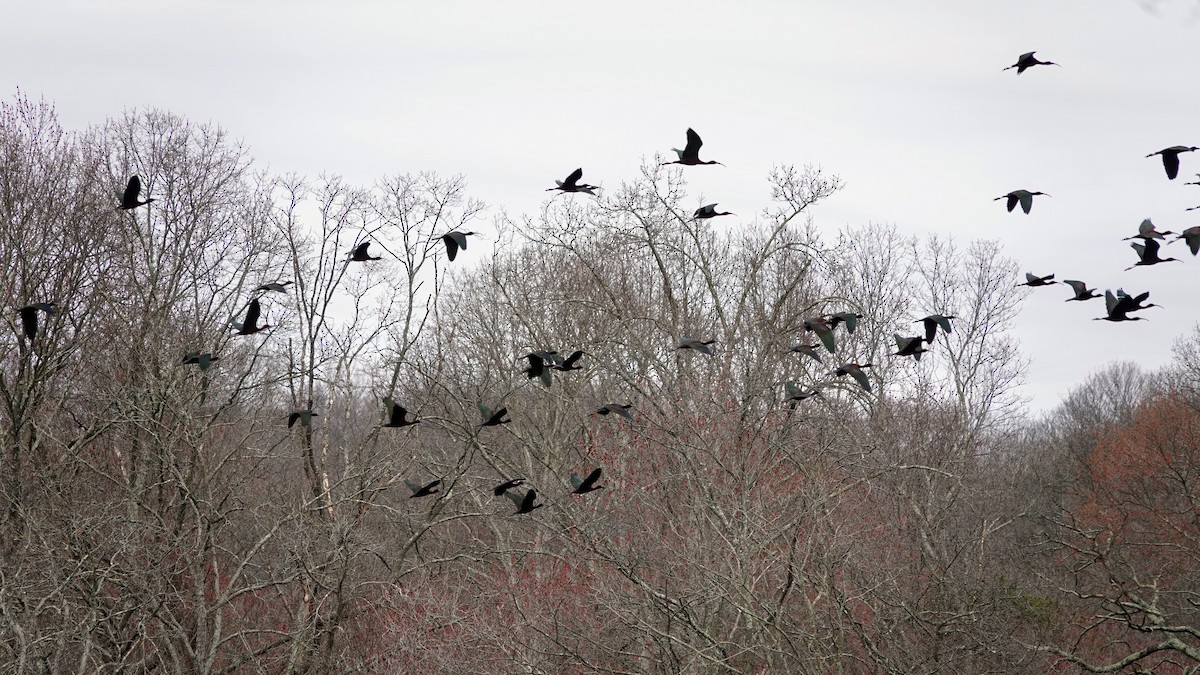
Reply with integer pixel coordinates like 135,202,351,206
11,52,1197,514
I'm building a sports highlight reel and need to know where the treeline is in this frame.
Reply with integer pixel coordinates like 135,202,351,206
0,93,1197,673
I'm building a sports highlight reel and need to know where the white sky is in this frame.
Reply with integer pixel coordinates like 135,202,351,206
4,0,1198,413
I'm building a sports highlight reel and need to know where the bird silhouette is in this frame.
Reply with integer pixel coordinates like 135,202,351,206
803,317,837,354
506,488,544,514
826,312,863,334
893,334,929,361
522,352,553,388
547,168,600,196
995,190,1049,214
118,175,155,210
182,351,220,371
1114,289,1160,312
1017,272,1057,288
833,363,873,392
677,338,716,355
478,403,511,428
1004,51,1059,74
1123,218,1174,241
660,128,723,166
1125,239,1181,271
493,478,525,496
596,403,635,421
788,343,823,363
1147,146,1199,180
1095,291,1147,323
917,315,955,344
693,204,734,220
783,382,822,409
571,467,604,495
348,242,382,262
552,350,587,372
235,299,270,335
405,479,441,498
287,410,318,428
1173,226,1200,256
438,231,477,262
16,302,56,340
1063,280,1100,302
382,398,420,427
256,281,293,293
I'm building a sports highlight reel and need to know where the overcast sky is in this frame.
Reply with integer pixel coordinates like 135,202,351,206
4,0,1198,413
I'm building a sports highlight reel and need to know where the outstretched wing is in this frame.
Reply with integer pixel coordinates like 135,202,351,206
122,175,141,206
242,299,261,330
443,234,460,261
580,467,602,491
850,367,871,393
1019,192,1033,214
681,128,702,162
564,168,583,188
1164,152,1181,180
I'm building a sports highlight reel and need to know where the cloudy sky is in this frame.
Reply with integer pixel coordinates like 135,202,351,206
4,0,1198,412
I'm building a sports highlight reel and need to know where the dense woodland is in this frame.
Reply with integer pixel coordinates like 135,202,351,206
2,93,1199,674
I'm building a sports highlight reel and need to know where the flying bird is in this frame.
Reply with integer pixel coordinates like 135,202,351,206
493,478,525,496
995,190,1049,214
182,351,220,371
693,204,734,220
826,312,863,334
118,175,155,210
405,479,441,498
833,363,873,392
1173,226,1200,256
382,398,420,427
917,315,955,344
522,352,553,388
677,338,716,355
235,299,270,335
287,410,318,428
551,350,587,372
1095,291,1147,323
348,242,382,262
505,488,544,514
788,343,823,363
15,302,56,340
1017,272,1057,288
803,316,837,354
783,382,821,409
596,403,635,421
1123,218,1174,241
893,334,929,361
570,467,604,495
478,403,511,428
256,281,293,293
1125,239,1181,271
438,231,476,262
547,168,600,196
1004,51,1059,74
1114,289,1159,312
1146,146,1199,180
1062,280,1100,302
660,128,723,166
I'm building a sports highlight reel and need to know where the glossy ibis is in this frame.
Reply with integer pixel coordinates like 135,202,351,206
118,175,155,210
548,168,600,196
995,190,1049,214
1125,239,1180,271
570,467,604,495
235,299,270,335
661,128,723,167
1147,146,1199,180
349,242,382,262
1004,51,1059,74
917,315,955,344
1063,280,1100,302
405,479,441,498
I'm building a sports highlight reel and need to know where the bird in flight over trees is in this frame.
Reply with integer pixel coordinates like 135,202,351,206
382,398,420,427
182,351,220,371
1123,218,1174,241
917,315,955,344
788,343,823,363
995,190,1049,214
661,128,723,166
1114,289,1159,312
693,204,734,220
506,488,544,514
596,403,635,421
478,403,511,428
493,478,525,496
1095,291,1147,323
677,338,716,355
893,334,929,361
1125,239,1181,271
826,312,863,334
552,350,587,372
256,280,293,293
287,410,318,428
235,299,270,335
348,242,382,262
833,363,873,392
16,302,56,341
438,231,476,262
803,316,837,354
1146,146,1199,180
784,382,821,409
570,468,604,495
547,168,600,196
405,479,441,498
523,352,553,388
1062,280,1100,302
118,175,155,210
1017,272,1057,288
1004,51,1059,74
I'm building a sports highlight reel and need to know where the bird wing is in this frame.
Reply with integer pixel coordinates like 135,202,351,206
524,353,544,376
288,413,300,428
422,480,441,494
353,242,370,258
404,479,421,495
580,467,602,491
893,334,907,351
812,324,836,354
1104,290,1118,314
935,315,953,335
570,473,582,491
1006,195,1018,212
1018,51,1036,61
849,367,871,392
841,313,859,334
562,350,584,368
682,128,702,161
122,175,141,206
242,299,261,330
477,402,493,422
564,168,583,188
920,317,937,343
520,489,538,512
1138,219,1155,237
1130,241,1146,260
540,367,552,388
616,405,634,420
1164,152,1181,180
1063,280,1085,295
1024,272,1038,284
443,234,460,261
1019,192,1033,214
1144,238,1161,258
1188,235,1200,256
